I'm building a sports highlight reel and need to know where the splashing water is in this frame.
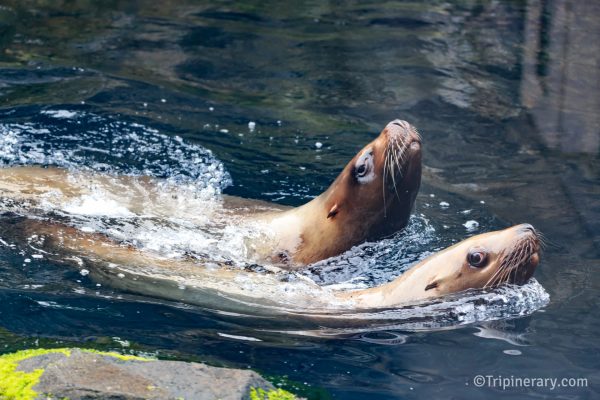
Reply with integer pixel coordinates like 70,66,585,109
0,109,231,190
0,109,550,336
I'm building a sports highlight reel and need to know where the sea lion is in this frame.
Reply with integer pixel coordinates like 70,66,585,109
254,119,422,265
339,224,541,308
0,119,422,267
3,219,540,312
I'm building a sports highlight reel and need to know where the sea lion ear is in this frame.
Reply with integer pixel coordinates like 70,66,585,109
327,203,339,219
424,281,439,291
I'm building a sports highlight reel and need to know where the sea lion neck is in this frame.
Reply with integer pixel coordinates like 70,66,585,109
340,252,442,308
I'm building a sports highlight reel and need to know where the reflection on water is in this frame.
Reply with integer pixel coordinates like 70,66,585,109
522,0,600,154
0,0,598,399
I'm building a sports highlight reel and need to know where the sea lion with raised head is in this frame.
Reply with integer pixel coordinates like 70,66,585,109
0,119,422,268
339,224,541,308
256,119,422,265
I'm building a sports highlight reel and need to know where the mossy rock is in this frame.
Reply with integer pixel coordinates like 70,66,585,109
0,348,296,400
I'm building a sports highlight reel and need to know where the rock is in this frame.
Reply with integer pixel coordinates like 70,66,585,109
1,348,295,400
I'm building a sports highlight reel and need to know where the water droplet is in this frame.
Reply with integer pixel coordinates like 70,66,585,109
463,220,479,231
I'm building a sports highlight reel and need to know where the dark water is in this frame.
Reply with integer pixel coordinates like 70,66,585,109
0,1,599,398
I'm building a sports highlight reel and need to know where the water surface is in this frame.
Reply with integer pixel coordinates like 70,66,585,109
0,1,598,399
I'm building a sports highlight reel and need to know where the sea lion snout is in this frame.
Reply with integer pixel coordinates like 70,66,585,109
492,224,541,286
517,223,536,235
386,119,421,143
511,223,541,249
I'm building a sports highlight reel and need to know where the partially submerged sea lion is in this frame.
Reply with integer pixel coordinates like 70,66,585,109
4,219,540,311
255,119,422,264
339,224,541,307
0,119,422,267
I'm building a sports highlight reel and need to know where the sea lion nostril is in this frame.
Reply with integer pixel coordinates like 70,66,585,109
519,224,535,234
391,120,409,129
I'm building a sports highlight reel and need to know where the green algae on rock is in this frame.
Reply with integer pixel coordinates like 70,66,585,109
0,348,71,400
250,387,297,400
0,348,286,400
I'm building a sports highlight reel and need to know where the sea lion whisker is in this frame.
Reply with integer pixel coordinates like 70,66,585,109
503,266,514,285
388,141,405,200
496,239,534,282
395,147,405,172
394,137,406,166
498,264,515,286
382,147,390,216
496,270,509,286
384,144,398,197
484,264,504,288
483,257,506,287
489,269,503,288
412,127,422,141
536,232,549,250
506,265,518,285
389,155,402,200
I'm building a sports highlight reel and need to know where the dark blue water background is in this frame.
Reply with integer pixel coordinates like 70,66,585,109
0,1,598,398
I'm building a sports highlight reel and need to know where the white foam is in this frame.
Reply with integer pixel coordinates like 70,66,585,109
41,109,79,119
0,110,231,191
463,220,479,231
217,332,262,342
63,195,135,217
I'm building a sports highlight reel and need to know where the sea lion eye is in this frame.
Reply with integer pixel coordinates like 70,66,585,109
467,251,488,268
354,150,375,183
356,164,367,177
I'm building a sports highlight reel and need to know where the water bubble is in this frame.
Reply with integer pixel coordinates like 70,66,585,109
463,220,479,231
503,349,522,356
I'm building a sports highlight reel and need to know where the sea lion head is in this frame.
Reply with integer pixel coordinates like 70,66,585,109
339,224,540,308
322,119,422,240
420,224,541,297
342,224,541,307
